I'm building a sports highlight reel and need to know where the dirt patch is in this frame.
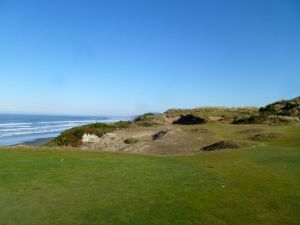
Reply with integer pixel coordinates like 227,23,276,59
173,114,206,125
201,141,249,151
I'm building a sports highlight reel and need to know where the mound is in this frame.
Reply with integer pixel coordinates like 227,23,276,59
152,130,168,141
250,132,279,141
173,114,206,125
201,141,249,151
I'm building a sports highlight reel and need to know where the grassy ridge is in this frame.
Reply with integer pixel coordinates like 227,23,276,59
260,96,300,117
0,125,299,225
165,107,259,120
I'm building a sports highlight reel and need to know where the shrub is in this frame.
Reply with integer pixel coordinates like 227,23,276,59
46,121,131,147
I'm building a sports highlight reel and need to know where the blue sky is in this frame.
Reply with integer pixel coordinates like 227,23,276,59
0,0,299,115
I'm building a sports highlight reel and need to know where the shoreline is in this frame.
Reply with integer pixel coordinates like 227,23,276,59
20,137,55,147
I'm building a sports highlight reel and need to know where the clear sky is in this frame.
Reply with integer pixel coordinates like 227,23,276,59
0,0,299,116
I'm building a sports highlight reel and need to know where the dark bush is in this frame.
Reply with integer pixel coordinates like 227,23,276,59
173,114,206,125
124,138,138,144
232,115,259,124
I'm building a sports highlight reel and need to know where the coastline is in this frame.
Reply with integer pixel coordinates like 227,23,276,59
20,137,54,147
0,114,130,146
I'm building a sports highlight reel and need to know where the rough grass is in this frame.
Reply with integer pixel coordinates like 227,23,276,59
0,125,299,225
165,107,259,119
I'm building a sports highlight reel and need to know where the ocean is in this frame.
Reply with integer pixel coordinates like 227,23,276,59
0,114,132,146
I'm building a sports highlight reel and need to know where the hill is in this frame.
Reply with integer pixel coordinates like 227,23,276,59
46,96,299,152
259,96,300,117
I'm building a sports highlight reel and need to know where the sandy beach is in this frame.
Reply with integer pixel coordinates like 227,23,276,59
20,137,54,146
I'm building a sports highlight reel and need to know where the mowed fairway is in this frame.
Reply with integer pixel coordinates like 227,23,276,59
0,126,300,225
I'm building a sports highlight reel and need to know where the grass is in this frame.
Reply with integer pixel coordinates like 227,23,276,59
0,125,299,225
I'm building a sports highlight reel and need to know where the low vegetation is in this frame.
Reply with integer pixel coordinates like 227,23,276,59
47,121,131,147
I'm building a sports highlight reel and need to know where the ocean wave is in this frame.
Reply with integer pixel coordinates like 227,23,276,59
36,119,126,124
0,123,32,127
37,120,98,124
0,124,78,132
0,128,68,137
0,118,128,138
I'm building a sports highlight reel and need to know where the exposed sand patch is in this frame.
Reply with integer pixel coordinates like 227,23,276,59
82,134,101,143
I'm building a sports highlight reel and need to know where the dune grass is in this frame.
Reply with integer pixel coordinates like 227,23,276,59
0,126,299,225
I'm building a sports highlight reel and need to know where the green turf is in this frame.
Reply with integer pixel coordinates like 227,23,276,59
0,126,299,225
